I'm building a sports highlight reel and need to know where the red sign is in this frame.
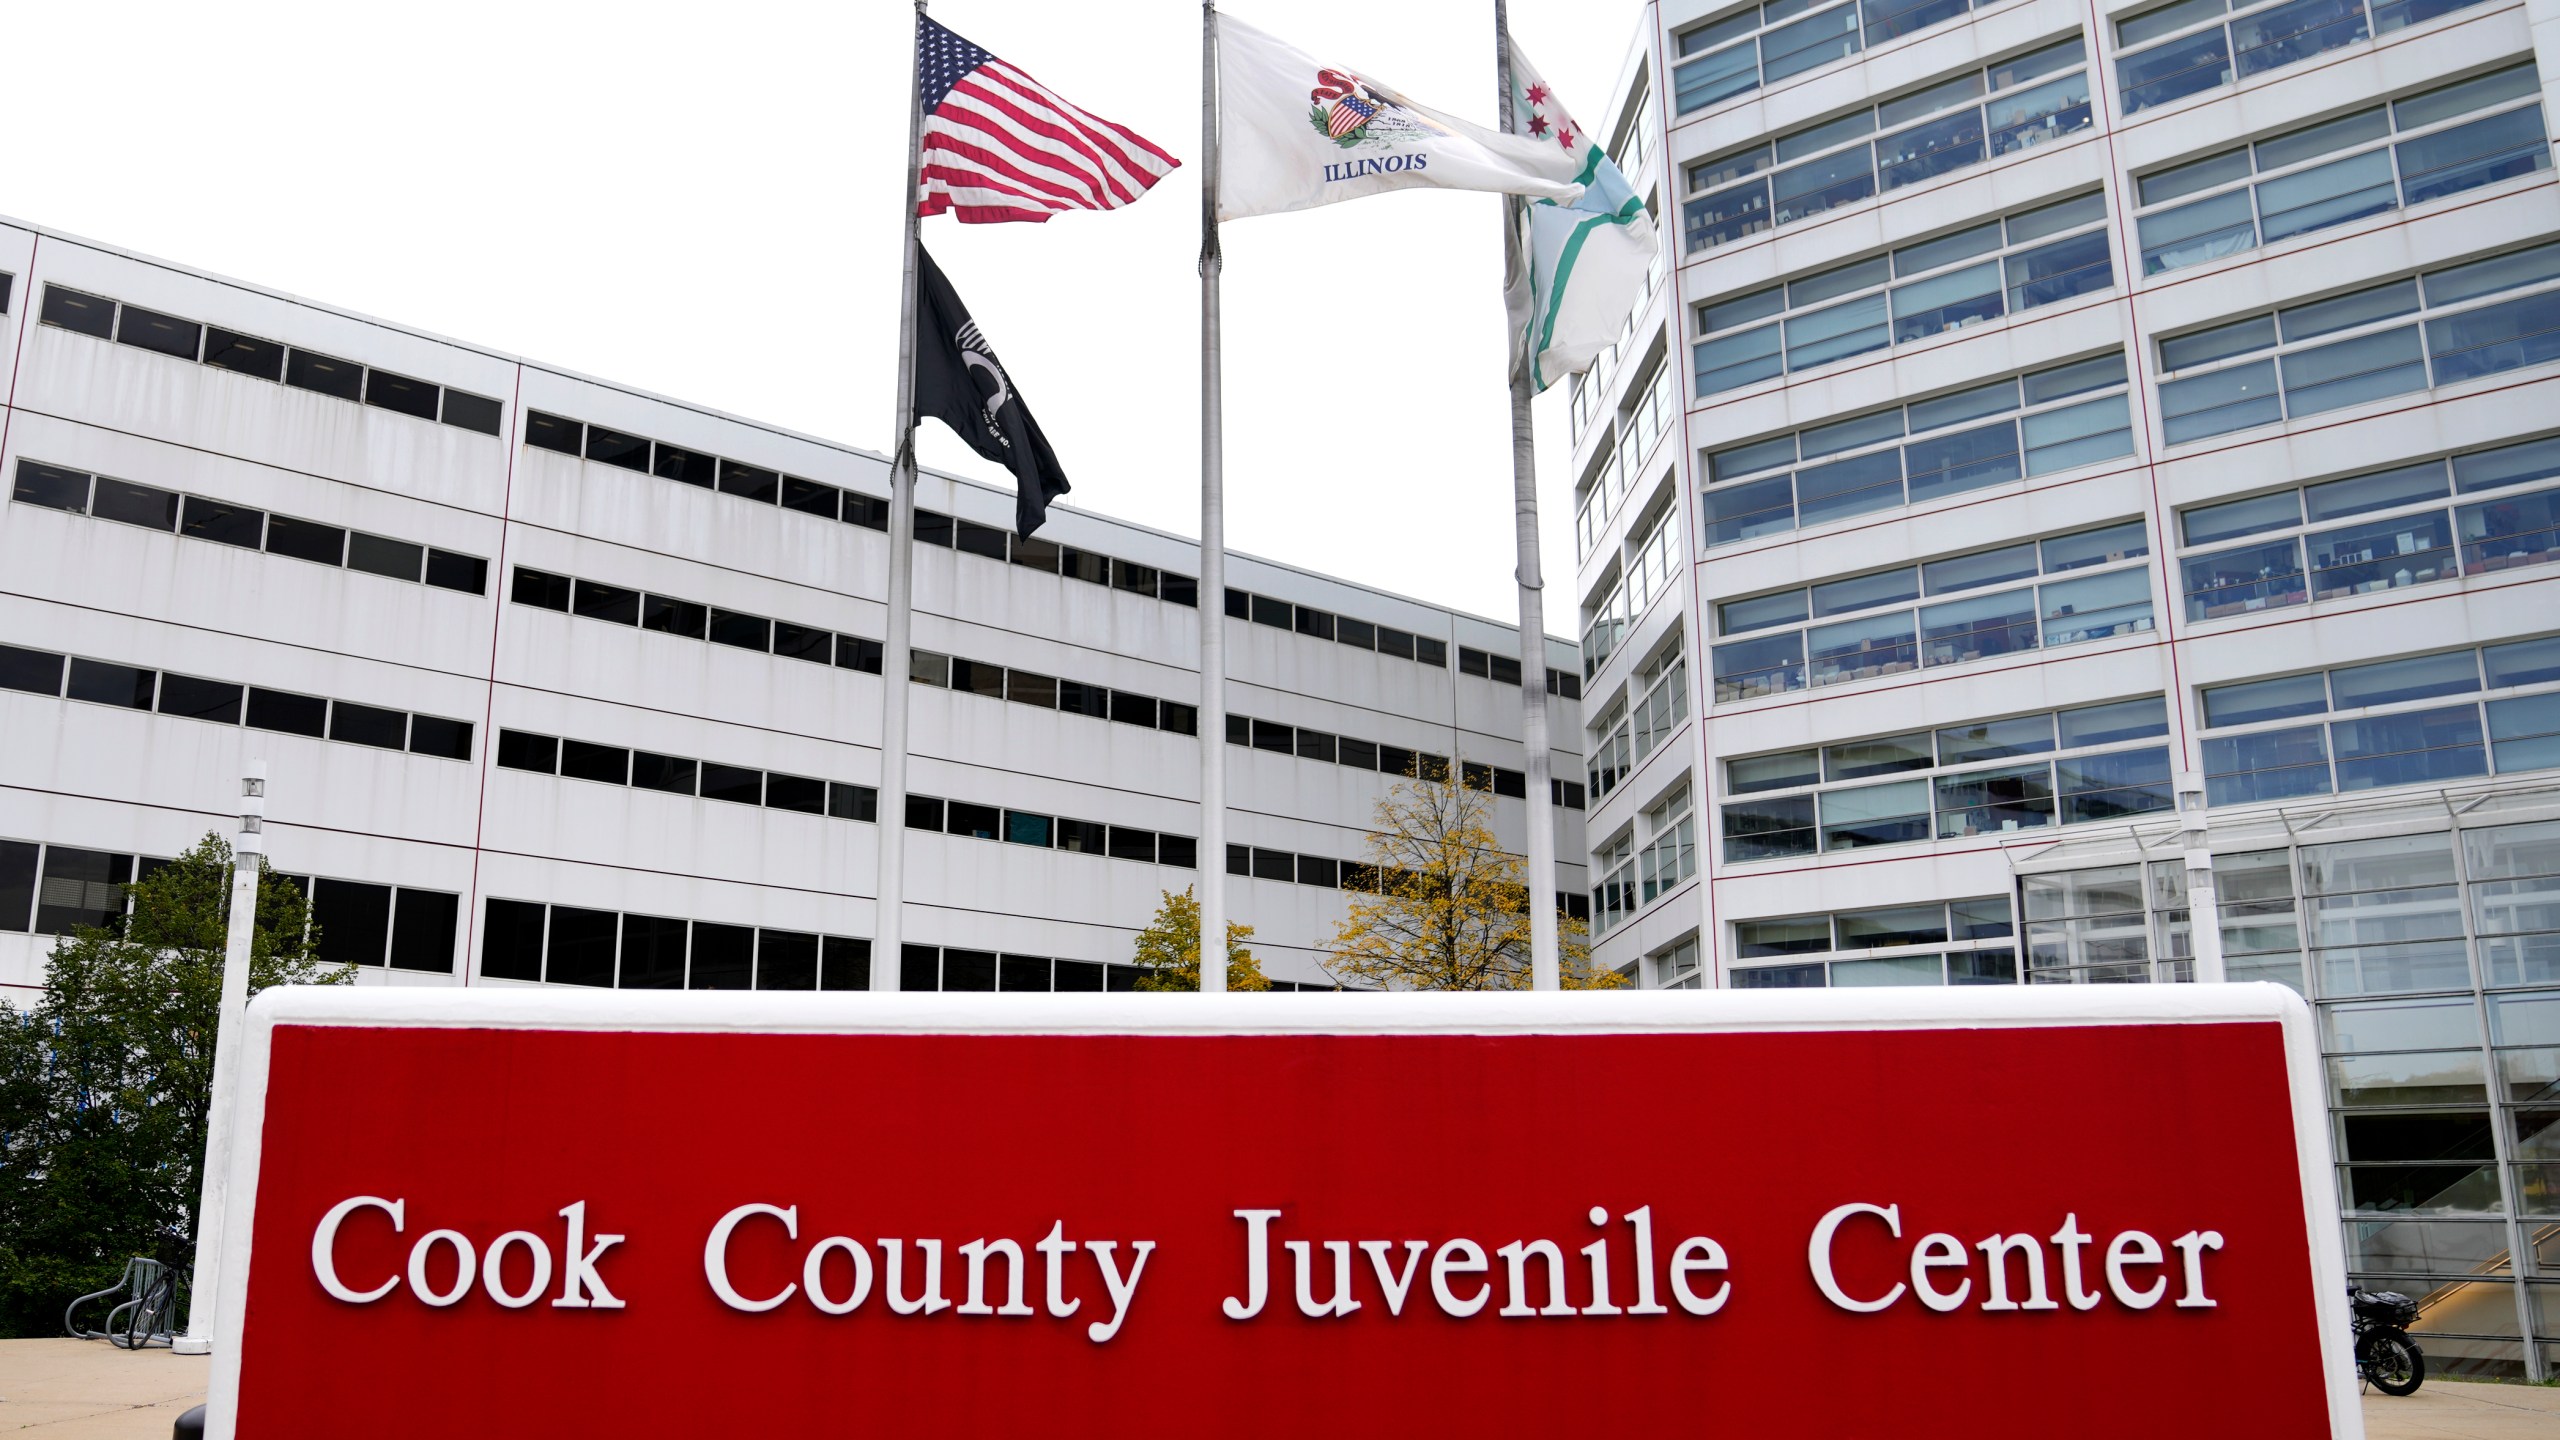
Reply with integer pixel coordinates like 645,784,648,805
203,989,2358,1437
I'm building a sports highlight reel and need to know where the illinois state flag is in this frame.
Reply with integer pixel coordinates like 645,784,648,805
1215,16,1584,222
1504,40,1660,392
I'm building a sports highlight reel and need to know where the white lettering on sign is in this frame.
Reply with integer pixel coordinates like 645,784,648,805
308,1198,622,1310
1806,1202,2223,1315
1224,1207,1733,1322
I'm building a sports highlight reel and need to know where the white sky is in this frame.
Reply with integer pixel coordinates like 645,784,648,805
7,0,1643,627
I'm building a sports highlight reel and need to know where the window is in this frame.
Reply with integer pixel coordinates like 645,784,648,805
1731,896,2017,986
2199,638,2560,804
1631,638,1689,763
7,637,469,760
2137,68,2547,277
1683,41,2092,253
1639,784,1698,905
2159,242,2560,445
1704,356,2134,549
523,411,891,537
1697,195,2112,398
477,897,869,990
2113,0,2492,117
907,793,1194,869
1712,518,2149,700
1722,697,2171,861
9,460,490,595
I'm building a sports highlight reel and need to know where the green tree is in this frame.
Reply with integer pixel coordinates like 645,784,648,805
0,833,347,1337
1131,887,1270,992
1326,771,1625,991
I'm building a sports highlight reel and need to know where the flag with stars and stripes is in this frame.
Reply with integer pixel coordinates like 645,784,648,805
915,15,1179,225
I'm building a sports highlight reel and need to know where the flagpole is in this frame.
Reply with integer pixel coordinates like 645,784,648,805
1495,0,1563,992
874,0,929,991
1197,0,1230,995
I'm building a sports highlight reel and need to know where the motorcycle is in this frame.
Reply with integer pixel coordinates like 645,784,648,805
2350,1285,2425,1396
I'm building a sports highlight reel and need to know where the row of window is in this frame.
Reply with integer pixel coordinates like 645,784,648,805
1720,696,2175,861
481,897,872,989
13,459,488,596
1221,586,1448,670
0,642,474,760
904,794,1196,870
1582,506,1681,678
909,649,1198,737
1218,840,1594,920
924,512,1197,605
1728,896,2019,987
39,285,502,436
1712,517,2150,701
1673,0,2008,115
1592,782,1696,934
1696,192,2113,397
1703,354,2136,549
0,839,463,972
2178,436,2560,620
495,728,878,821
511,565,883,673
2159,241,2560,446
1590,639,1687,803
2114,0,2488,116
2136,65,2548,277
2199,637,2560,804
1683,39,2092,253
1222,712,1574,806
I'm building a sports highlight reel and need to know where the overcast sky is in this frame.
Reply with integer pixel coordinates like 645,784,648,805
9,1,1644,627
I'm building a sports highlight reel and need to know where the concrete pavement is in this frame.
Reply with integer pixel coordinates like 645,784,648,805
0,1337,2554,1435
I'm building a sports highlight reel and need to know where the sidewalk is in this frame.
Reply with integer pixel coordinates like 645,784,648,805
0,1336,2553,1435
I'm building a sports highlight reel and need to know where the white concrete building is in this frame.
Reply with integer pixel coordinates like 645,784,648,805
1568,0,2560,1376
0,217,1587,999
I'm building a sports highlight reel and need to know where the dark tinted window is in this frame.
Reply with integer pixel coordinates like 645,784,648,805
1463,761,1496,791
782,477,839,517
1109,691,1157,727
1225,588,1250,618
766,773,826,814
560,739,630,784
1162,573,1198,607
828,783,877,821
1460,648,1490,677
1001,954,1052,991
837,635,883,673
1252,847,1294,881
757,929,818,990
364,370,440,421
546,906,618,987
1250,594,1291,628
1160,702,1197,735
34,847,131,933
1110,827,1158,863
916,510,954,547
408,715,473,760
1253,720,1293,754
701,762,763,805
689,922,754,989
1158,835,1197,868
644,594,708,638
709,610,771,652
115,304,200,361
1298,855,1339,887
1058,681,1111,718
957,520,1008,559
947,801,1001,839
389,889,459,973
821,937,871,990
1008,670,1058,708
1378,629,1417,660
1491,655,1522,686
93,478,180,531
1055,958,1105,991
631,751,697,794
246,688,327,737
285,348,364,401
480,898,546,981
265,515,346,566
14,461,90,512
0,645,65,696
1297,730,1337,762
1495,768,1527,799
585,426,650,471
158,672,242,724
901,945,941,991
348,533,425,582
313,878,392,965
943,949,997,991
1113,560,1158,597
574,579,641,625
1295,607,1336,640
329,702,408,750
67,659,155,710
1005,810,1055,846
1012,536,1060,573
906,795,945,830
844,494,890,530
441,389,504,435
718,461,780,503
180,497,264,549
41,286,116,339
525,412,582,455
1057,818,1108,853
619,914,687,989
202,327,285,381
496,729,559,773
773,622,832,664
425,550,487,594
512,567,570,611
1337,617,1375,649
653,444,718,488
1379,744,1416,777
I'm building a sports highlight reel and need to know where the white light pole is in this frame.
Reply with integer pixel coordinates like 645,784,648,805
174,760,267,1356
2174,771,2227,984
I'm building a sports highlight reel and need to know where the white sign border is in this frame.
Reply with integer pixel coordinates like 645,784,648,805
205,983,2360,1438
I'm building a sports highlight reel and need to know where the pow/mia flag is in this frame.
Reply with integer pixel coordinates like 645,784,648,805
914,246,1070,539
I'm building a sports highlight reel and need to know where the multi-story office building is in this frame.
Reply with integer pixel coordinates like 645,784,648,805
0,217,1587,1001
1569,0,2560,1376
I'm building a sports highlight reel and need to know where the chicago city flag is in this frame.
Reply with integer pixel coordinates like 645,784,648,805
1215,16,1584,222
1503,39,1660,392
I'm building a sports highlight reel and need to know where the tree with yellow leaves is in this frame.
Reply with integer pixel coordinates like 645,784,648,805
1131,887,1271,992
1325,770,1623,991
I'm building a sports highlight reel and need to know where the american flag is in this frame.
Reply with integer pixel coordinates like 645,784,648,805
916,16,1178,225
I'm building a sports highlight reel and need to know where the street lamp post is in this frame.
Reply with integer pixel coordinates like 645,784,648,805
173,761,267,1356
